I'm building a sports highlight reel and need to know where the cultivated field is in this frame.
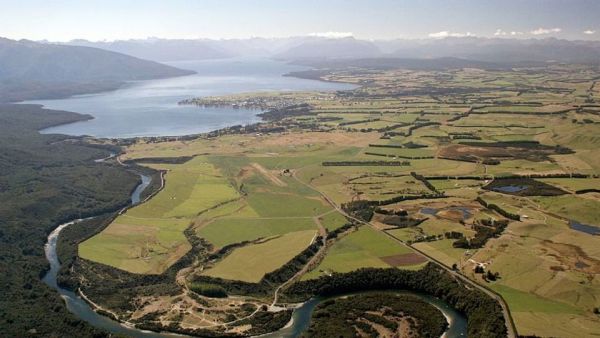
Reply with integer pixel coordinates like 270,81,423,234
303,226,426,280
202,230,316,282
78,64,600,336
80,157,239,274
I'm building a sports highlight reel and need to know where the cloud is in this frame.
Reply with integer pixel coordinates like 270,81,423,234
494,29,507,36
530,27,562,35
428,31,474,38
495,29,524,37
309,31,353,39
583,30,596,35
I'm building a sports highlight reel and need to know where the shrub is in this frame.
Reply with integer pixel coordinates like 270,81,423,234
189,283,228,298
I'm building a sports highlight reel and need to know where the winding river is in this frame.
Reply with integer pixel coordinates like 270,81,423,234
40,68,468,335
131,174,152,205
42,173,467,337
42,174,184,338
262,291,467,338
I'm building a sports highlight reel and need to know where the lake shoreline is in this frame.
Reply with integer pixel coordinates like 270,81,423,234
23,57,356,139
39,57,466,337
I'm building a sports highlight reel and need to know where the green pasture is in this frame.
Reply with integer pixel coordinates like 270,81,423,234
531,195,600,225
318,211,348,231
79,156,239,274
491,284,579,314
202,230,316,282
538,178,600,192
303,226,414,279
197,217,317,248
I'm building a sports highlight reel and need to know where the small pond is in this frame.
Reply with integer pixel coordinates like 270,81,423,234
569,220,600,235
421,207,438,215
420,206,472,220
491,185,527,193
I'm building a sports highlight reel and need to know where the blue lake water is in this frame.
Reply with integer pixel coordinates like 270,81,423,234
492,185,527,193
569,220,600,235
420,206,472,220
28,58,355,138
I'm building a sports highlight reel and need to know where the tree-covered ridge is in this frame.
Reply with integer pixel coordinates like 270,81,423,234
0,104,139,337
302,292,447,338
286,263,507,338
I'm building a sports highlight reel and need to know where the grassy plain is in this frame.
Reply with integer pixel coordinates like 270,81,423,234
202,230,316,282
80,156,239,274
197,217,317,247
532,195,600,225
77,64,600,336
413,239,468,267
538,178,600,192
303,226,419,280
318,211,348,231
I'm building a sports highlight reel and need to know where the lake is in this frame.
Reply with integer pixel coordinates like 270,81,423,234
29,58,355,138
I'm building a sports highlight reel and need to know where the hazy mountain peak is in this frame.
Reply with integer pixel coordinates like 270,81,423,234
0,37,195,102
57,36,600,64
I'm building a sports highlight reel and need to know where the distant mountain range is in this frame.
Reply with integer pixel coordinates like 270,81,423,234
63,36,381,60
375,37,600,64
0,37,195,102
288,57,530,73
3,35,600,103
66,36,600,64
66,38,235,62
273,37,381,59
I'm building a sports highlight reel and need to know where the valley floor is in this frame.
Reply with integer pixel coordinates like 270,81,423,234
73,64,600,337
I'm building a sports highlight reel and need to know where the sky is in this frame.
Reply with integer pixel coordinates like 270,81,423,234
1,0,599,41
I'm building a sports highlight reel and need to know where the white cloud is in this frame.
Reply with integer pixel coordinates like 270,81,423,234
309,31,353,39
428,31,474,38
583,30,596,35
530,27,562,35
429,31,450,38
495,29,524,37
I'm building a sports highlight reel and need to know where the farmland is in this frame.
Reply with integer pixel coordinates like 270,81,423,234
80,156,240,274
72,63,600,337
302,226,425,280
202,230,316,282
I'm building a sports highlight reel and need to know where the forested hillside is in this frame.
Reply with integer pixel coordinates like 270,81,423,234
0,38,195,102
0,104,139,337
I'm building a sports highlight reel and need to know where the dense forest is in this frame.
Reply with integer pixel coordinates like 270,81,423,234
285,263,507,338
302,292,447,337
0,104,139,337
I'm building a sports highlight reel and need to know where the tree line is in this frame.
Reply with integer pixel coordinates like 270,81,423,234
284,263,507,338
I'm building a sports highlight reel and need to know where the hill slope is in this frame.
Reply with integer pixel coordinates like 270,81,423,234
67,38,235,62
378,37,600,63
0,37,195,102
274,37,382,60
